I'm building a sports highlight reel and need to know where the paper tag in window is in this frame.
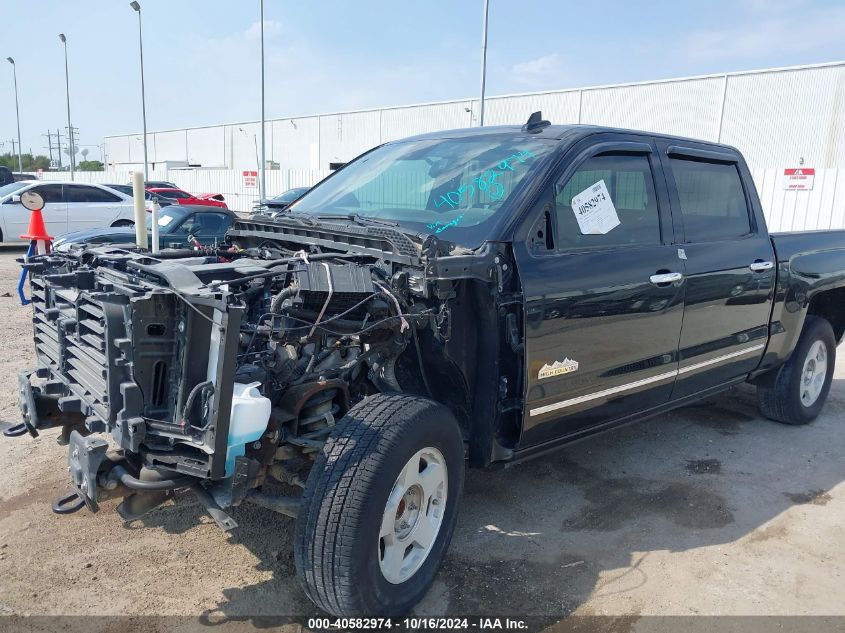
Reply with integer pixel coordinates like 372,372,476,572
571,180,620,235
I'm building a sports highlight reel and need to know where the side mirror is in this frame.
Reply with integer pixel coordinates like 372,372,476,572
20,191,45,211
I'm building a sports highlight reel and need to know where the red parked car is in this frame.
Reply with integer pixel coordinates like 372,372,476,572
147,187,228,209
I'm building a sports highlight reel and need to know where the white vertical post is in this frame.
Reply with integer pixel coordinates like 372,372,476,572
150,197,160,254
132,170,148,249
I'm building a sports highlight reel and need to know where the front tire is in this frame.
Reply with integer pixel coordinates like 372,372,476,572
756,315,836,425
294,394,465,616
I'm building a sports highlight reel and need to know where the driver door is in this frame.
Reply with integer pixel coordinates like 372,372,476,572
513,135,685,447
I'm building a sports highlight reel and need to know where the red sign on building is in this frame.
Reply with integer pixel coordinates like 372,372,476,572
243,170,258,188
783,168,815,190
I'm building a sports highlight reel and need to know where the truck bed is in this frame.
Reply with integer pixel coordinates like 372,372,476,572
770,229,845,263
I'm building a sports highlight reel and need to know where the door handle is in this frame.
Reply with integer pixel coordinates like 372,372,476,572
649,272,683,285
749,260,774,272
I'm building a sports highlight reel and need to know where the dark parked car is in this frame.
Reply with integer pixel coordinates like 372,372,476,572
52,204,236,252
0,167,35,186
102,184,173,207
250,186,310,217
14,114,845,617
141,180,179,189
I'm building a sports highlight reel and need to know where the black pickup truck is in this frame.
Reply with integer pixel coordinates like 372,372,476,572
10,114,845,617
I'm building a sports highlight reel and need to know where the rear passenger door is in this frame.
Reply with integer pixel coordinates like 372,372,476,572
514,135,685,447
66,184,126,231
657,143,775,399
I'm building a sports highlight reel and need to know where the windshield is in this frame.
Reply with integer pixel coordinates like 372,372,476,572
289,136,555,246
145,207,186,233
0,181,29,198
272,187,308,203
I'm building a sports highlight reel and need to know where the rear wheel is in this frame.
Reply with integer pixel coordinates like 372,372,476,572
294,393,464,616
756,315,836,425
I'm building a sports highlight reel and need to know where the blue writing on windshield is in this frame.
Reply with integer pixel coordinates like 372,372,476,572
426,213,465,234
433,149,536,211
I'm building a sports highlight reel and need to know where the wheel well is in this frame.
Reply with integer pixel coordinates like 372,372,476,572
111,219,134,228
394,338,472,438
807,288,845,342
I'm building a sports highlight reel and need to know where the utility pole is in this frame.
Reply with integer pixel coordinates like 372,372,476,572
59,34,75,180
259,0,266,200
64,125,79,169
129,1,149,182
478,0,490,127
6,58,23,172
43,131,54,167
55,128,63,170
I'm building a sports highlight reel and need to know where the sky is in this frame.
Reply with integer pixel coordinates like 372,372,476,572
2,0,845,163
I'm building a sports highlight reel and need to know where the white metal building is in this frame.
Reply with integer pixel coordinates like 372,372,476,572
41,61,843,225
103,61,845,173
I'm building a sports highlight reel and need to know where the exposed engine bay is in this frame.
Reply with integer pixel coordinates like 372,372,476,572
16,218,522,526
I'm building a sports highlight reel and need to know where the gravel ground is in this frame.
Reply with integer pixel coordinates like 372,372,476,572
0,245,843,629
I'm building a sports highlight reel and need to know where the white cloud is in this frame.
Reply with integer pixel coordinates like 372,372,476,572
510,53,565,86
245,19,283,41
682,5,845,62
740,0,809,13
512,54,562,78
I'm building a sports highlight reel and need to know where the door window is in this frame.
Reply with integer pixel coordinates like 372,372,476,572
66,185,122,203
555,154,660,250
177,212,230,235
156,190,191,200
30,184,64,204
668,159,751,242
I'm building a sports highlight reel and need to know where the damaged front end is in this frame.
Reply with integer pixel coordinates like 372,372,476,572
13,219,522,528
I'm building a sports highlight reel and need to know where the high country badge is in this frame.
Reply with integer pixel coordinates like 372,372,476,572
538,358,579,379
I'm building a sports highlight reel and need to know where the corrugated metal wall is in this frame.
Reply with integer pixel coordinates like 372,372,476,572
90,62,845,227
103,62,845,174
722,65,845,168
751,167,845,232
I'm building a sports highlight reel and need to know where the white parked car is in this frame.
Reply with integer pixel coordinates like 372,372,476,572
0,181,137,243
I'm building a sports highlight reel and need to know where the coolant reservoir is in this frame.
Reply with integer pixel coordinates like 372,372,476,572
226,382,272,476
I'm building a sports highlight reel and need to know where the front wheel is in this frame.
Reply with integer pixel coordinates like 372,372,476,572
756,315,836,425
294,394,465,616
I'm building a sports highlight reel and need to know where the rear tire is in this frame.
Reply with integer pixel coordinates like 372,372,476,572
294,393,464,616
756,315,836,425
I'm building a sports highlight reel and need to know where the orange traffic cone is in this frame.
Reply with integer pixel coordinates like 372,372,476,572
20,208,53,254
18,208,54,305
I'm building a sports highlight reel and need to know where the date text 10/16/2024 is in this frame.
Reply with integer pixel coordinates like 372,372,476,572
307,616,530,630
